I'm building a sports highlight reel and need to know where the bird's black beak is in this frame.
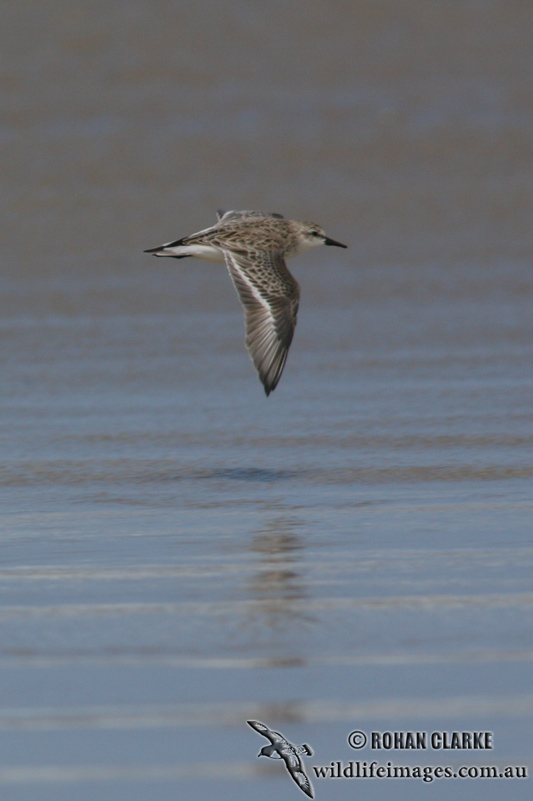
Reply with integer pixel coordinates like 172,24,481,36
324,237,347,248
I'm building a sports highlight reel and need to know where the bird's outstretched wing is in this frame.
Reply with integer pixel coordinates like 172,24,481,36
217,210,284,221
246,720,289,746
222,249,300,396
247,720,314,798
282,751,314,798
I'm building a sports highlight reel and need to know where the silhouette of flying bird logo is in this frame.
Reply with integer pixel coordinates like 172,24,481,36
247,719,314,797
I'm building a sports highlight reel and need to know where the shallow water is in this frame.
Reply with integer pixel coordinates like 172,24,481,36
1,2,532,799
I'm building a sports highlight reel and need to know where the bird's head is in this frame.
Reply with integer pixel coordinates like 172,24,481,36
258,745,280,758
295,222,347,254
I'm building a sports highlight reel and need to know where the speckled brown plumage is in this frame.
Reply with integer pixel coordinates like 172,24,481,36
145,210,347,395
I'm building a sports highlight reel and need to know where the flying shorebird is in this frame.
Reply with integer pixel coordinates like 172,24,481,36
247,719,314,797
144,210,347,395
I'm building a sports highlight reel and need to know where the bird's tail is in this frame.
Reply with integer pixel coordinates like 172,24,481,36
144,249,190,258
144,237,192,258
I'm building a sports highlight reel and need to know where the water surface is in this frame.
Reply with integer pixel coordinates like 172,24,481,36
0,2,532,799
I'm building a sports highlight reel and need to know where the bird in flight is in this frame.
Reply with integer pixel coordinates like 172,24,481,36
145,210,347,395
247,719,314,797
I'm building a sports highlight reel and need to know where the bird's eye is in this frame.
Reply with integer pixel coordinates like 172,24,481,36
312,231,322,237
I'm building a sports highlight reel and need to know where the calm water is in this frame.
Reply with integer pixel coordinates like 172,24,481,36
0,2,532,799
